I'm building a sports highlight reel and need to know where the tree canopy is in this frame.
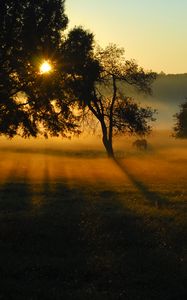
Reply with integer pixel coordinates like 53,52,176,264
61,28,156,157
0,0,78,138
0,2,156,156
173,100,187,138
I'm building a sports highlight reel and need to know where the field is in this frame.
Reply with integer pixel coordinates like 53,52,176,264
0,132,187,299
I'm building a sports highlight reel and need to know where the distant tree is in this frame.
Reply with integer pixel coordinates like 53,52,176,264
173,100,187,138
61,28,156,157
0,0,78,138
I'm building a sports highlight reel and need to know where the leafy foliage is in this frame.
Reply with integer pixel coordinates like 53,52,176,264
112,96,156,136
61,32,156,156
0,0,79,138
173,100,187,138
61,27,101,107
0,2,156,152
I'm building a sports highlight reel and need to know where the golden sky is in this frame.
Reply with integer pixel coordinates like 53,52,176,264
66,0,187,74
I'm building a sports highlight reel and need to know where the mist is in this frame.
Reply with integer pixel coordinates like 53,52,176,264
0,129,187,185
118,73,187,129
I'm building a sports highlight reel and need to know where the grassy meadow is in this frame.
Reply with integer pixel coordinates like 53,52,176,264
0,131,187,299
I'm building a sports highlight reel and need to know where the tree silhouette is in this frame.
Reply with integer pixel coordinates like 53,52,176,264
173,100,187,138
0,0,78,138
61,28,156,157
1,3,156,150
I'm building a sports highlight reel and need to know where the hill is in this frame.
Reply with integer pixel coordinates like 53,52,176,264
120,73,187,129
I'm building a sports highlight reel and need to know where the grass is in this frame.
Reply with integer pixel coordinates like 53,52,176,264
0,136,187,299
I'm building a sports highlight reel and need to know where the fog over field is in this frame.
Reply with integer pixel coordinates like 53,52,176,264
1,131,187,299
0,129,187,183
0,130,187,224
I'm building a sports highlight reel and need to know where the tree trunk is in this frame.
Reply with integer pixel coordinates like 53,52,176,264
100,118,115,158
102,132,114,158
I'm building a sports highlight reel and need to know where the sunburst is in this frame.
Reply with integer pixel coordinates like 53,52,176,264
40,60,52,74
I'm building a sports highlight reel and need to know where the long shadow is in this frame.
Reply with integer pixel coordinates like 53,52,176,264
0,147,106,159
0,163,32,212
0,169,186,300
114,158,170,208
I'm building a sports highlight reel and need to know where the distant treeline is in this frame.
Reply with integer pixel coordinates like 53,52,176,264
115,74,187,128
118,73,187,104
153,73,187,103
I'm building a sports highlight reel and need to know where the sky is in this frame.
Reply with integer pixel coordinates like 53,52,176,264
65,0,187,74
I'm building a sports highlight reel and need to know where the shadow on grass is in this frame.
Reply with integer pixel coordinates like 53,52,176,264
0,165,186,299
0,147,107,159
0,163,32,212
114,158,170,209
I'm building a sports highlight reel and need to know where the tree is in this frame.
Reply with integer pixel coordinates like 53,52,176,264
173,100,187,138
61,28,156,157
0,3,156,150
0,0,78,138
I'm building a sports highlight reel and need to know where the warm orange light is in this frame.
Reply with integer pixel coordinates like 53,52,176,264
40,60,52,74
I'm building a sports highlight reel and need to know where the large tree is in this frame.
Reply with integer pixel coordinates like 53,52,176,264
61,28,156,157
1,3,156,151
173,100,187,138
0,0,78,138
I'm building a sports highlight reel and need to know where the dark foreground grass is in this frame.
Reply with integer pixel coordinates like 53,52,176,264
0,149,187,299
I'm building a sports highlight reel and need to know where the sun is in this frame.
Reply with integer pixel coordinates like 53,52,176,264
40,60,52,74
